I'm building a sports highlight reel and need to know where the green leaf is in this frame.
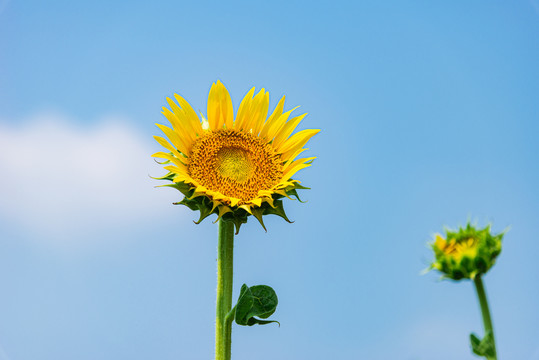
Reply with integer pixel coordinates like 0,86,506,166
470,331,495,359
234,284,280,327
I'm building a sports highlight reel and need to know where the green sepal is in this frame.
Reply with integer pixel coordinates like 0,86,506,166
153,158,171,165
234,284,279,327
290,182,310,190
175,197,198,211
470,331,496,359
193,201,214,224
282,181,310,202
251,207,267,232
263,199,293,223
286,188,305,203
176,196,213,224
154,177,310,233
166,181,194,197
221,209,249,235
150,171,176,182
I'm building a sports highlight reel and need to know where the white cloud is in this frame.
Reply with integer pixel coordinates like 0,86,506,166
0,112,179,243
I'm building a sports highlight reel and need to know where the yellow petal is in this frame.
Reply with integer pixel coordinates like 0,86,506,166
434,234,446,250
282,156,316,172
172,174,190,182
163,166,190,180
167,97,196,144
239,204,252,214
282,148,308,167
281,157,316,181
259,95,285,139
207,82,224,130
273,181,292,190
273,189,290,198
152,151,189,169
155,123,190,157
174,93,204,136
153,135,185,163
249,91,270,135
209,192,226,201
162,103,181,129
242,88,267,132
234,87,255,131
265,106,299,141
279,129,320,157
272,113,307,149
282,164,311,182
257,189,273,197
165,99,197,145
161,107,195,147
219,81,234,129
264,196,275,208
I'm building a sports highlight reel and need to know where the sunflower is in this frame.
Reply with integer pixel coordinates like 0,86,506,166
153,81,319,233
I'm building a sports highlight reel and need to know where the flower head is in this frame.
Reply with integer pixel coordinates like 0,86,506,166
430,222,503,280
153,81,319,233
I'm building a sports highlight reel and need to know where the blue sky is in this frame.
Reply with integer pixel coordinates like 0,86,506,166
1,1,539,359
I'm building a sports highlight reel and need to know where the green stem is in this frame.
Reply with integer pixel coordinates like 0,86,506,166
473,274,498,360
216,219,235,360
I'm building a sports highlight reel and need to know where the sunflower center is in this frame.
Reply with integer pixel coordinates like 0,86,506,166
216,147,254,183
188,129,282,203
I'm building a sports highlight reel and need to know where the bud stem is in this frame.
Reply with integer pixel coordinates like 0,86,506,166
473,274,498,360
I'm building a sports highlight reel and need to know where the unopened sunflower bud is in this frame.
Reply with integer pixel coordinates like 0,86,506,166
430,222,503,280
